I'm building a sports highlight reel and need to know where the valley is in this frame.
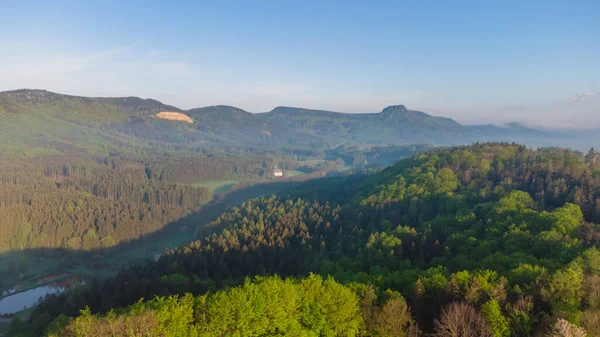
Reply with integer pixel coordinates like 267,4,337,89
3,2,598,335
14,142,600,337
1,90,600,336
0,90,440,299
0,178,303,315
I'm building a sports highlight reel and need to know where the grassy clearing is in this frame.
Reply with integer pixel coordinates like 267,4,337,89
192,180,239,193
284,170,304,177
102,231,192,269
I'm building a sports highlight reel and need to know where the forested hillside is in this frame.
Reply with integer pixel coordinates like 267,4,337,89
1,89,450,305
3,89,593,156
0,151,300,253
13,143,600,336
257,105,560,147
0,156,213,252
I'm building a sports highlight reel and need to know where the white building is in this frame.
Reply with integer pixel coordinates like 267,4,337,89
273,169,283,177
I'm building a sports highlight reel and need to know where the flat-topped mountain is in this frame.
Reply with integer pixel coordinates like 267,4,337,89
262,104,458,130
256,104,469,145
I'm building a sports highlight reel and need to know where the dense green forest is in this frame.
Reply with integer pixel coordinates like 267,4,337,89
0,87,443,303
3,90,600,336
45,276,373,337
10,143,600,336
0,149,313,292
0,156,212,252
0,144,408,256
0,89,441,256
0,150,301,254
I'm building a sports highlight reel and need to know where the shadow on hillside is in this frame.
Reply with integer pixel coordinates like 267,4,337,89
0,180,304,293
13,197,441,335
116,180,305,248
1,181,443,334
18,203,341,321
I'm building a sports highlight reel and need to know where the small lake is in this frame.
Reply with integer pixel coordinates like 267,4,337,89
0,285,63,314
0,277,84,315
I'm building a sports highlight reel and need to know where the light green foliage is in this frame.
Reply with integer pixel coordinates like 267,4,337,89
494,191,534,213
455,270,507,304
52,276,364,337
550,203,584,235
431,168,459,195
151,295,197,337
299,275,363,336
192,180,239,193
364,156,458,205
545,268,585,324
200,281,270,336
419,267,449,300
366,232,402,256
482,299,510,337
509,264,548,293
480,158,492,176
582,248,600,275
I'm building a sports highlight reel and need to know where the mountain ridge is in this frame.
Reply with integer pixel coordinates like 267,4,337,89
0,89,465,124
1,89,596,152
0,89,537,129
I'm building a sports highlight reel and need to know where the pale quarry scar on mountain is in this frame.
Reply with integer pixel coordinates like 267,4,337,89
155,111,194,123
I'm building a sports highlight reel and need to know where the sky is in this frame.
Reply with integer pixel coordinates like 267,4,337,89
1,0,599,128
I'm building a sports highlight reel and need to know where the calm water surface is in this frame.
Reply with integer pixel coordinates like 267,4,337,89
0,285,63,314
0,277,83,315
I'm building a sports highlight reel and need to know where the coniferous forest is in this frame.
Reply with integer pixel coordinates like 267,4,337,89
9,143,600,336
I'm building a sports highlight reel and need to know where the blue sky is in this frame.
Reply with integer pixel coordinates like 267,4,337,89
1,0,599,127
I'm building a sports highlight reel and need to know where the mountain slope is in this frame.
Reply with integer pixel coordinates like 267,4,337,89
185,105,316,146
258,105,486,145
22,143,600,336
0,89,181,120
0,89,595,158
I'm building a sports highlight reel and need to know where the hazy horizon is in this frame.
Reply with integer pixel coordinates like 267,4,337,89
2,1,598,127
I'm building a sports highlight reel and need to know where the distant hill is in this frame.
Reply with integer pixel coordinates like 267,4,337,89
0,89,181,117
257,104,558,146
0,89,596,157
257,104,464,145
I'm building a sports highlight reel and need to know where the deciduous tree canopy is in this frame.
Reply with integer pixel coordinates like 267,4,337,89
11,143,600,336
